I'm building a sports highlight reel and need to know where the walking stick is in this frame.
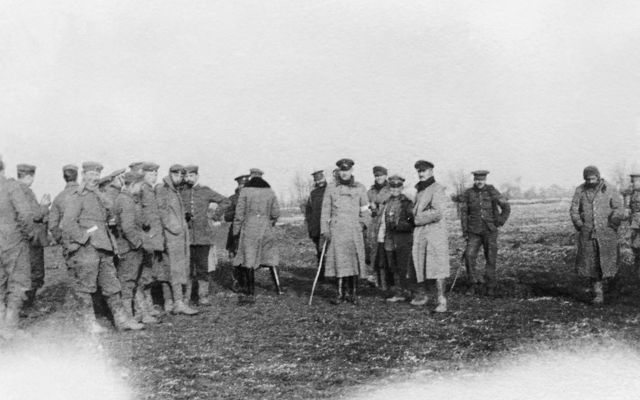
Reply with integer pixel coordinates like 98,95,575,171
308,240,328,306
449,247,467,294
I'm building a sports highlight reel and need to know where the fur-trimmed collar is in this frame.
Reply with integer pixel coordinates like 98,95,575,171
245,177,271,188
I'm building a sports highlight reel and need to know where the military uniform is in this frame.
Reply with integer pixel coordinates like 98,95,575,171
460,171,511,290
305,170,327,262
50,178,79,245
0,173,35,331
367,166,391,286
140,172,168,283
623,173,640,270
61,162,142,331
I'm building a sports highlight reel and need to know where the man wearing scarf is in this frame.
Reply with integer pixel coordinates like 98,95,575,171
367,166,392,289
570,165,623,304
233,168,281,303
305,170,328,280
461,170,511,296
321,158,369,305
410,160,450,312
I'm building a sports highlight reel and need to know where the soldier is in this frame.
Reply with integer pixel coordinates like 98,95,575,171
233,168,281,304
0,159,35,337
410,161,450,312
181,164,229,305
304,170,328,280
140,162,170,313
114,171,158,324
50,165,80,245
129,162,144,173
570,165,623,304
61,161,143,332
624,172,640,272
460,170,511,296
156,164,198,315
379,175,415,303
99,168,126,204
321,158,369,305
16,164,51,309
367,166,391,288
224,174,250,292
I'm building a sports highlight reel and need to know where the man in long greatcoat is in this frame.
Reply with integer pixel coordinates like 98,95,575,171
570,165,623,304
233,169,280,303
367,166,392,289
305,170,328,279
411,160,450,312
0,159,35,337
321,158,369,304
156,164,198,315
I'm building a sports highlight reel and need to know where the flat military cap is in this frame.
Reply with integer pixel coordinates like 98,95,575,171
234,174,250,183
630,172,640,178
184,164,199,174
122,171,145,185
372,166,388,176
105,168,126,180
249,168,264,176
62,164,78,172
336,158,355,171
169,164,185,173
129,161,143,171
471,170,490,178
17,164,36,174
141,162,159,172
82,161,104,172
388,174,405,187
414,160,434,170
311,170,325,177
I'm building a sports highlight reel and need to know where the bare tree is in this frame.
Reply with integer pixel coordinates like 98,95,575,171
291,171,313,213
610,161,630,191
447,169,470,222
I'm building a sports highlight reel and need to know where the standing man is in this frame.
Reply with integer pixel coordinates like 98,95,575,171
224,174,250,292
305,170,327,280
367,166,391,288
0,159,35,337
379,175,415,303
321,158,369,305
114,171,158,324
140,162,170,313
624,173,640,272
156,164,198,315
233,168,280,303
16,164,51,308
460,170,511,296
411,161,450,312
181,164,229,305
61,161,143,332
570,166,623,304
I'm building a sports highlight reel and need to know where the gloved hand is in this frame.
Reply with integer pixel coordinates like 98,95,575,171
142,223,151,232
185,212,193,222
321,232,331,243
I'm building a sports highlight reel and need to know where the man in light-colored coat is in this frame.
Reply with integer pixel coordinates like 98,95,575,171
367,166,392,289
156,164,197,315
321,158,369,304
233,168,280,303
570,165,623,304
410,160,450,312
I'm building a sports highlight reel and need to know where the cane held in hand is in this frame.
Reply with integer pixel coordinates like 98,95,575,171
308,240,328,306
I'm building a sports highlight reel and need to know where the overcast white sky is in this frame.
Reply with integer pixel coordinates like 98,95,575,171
2,0,640,199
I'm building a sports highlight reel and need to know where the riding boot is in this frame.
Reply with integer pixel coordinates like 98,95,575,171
269,266,283,295
435,278,447,312
77,292,107,334
350,276,358,305
331,278,344,305
107,294,144,331
184,279,193,306
247,269,256,303
171,283,199,315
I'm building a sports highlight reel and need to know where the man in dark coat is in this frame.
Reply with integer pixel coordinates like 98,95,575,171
570,165,623,304
224,174,250,292
623,173,640,272
16,164,51,309
233,168,280,303
61,161,143,332
460,170,511,296
50,165,80,245
0,159,35,337
305,170,327,279
181,164,229,305
379,175,414,302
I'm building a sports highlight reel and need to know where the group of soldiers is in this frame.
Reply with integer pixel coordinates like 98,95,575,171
304,159,511,311
1,155,636,337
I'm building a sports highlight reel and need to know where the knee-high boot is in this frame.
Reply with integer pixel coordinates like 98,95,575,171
247,269,256,303
331,278,344,305
107,294,144,331
162,283,174,313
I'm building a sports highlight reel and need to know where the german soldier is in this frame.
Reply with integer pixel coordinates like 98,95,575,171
156,164,198,315
181,164,229,305
50,165,80,245
410,161,450,312
61,161,143,332
305,170,328,280
0,159,35,337
460,170,511,296
570,166,623,304
623,173,640,272
367,166,391,288
16,164,51,309
321,158,369,305
114,171,158,324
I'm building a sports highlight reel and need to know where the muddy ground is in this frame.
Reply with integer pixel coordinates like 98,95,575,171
5,201,640,399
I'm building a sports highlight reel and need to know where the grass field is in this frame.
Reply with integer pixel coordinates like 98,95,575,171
3,201,640,400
